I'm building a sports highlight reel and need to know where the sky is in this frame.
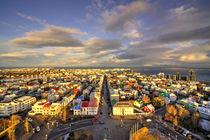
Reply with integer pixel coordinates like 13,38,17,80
0,0,210,67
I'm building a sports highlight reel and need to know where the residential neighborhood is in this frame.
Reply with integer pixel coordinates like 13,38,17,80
0,68,209,140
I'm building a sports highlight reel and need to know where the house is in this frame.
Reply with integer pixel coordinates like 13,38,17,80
134,100,143,108
81,99,99,115
143,104,155,112
29,99,61,116
73,104,81,115
81,101,89,115
87,99,98,115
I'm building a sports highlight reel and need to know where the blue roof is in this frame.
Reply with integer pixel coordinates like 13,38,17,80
77,96,83,99
73,104,81,110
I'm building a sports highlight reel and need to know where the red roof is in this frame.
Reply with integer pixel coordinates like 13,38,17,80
53,87,59,91
82,101,89,107
88,99,98,107
0,91,5,93
73,89,79,93
68,84,72,88
44,104,51,107
124,91,131,93
41,101,48,105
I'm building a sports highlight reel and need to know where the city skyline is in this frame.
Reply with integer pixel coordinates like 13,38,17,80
0,0,210,67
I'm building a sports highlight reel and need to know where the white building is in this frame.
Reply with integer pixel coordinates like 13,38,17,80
29,99,61,116
0,96,36,116
113,101,134,116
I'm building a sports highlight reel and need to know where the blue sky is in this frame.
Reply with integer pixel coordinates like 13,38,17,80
0,0,210,67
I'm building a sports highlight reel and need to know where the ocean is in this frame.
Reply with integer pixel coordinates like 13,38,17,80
133,68,210,83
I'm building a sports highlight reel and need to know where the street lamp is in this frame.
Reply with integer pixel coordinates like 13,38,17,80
47,122,49,129
45,134,48,140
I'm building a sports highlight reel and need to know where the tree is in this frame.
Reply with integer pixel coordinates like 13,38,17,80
177,106,190,118
152,97,165,108
131,127,160,140
165,105,178,125
142,95,151,104
192,112,200,131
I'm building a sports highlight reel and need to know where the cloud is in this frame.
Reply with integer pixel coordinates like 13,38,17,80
169,6,197,16
129,41,141,46
86,13,93,20
86,0,115,11
17,12,46,25
43,53,56,57
177,41,193,47
138,26,210,48
116,52,142,59
0,50,38,59
101,1,150,31
9,25,87,48
179,53,209,63
85,37,122,53
144,64,152,67
122,29,143,39
39,58,82,67
0,21,12,27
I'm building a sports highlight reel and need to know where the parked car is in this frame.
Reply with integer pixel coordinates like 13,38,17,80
182,130,189,136
36,126,40,132
28,117,33,122
99,120,104,124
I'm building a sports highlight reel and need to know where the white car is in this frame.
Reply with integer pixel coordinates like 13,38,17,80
36,126,40,132
182,130,189,136
146,119,152,122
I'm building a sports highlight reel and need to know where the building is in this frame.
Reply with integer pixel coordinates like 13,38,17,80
0,96,36,116
110,89,120,105
81,99,99,115
172,75,176,81
188,70,196,81
166,74,171,80
29,99,61,116
113,101,134,116
176,72,182,81
157,73,164,79
143,104,155,112
73,103,81,115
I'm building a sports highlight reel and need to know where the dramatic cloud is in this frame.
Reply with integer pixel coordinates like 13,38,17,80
85,37,122,53
1,1,210,67
101,1,150,31
136,26,210,48
10,25,87,48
